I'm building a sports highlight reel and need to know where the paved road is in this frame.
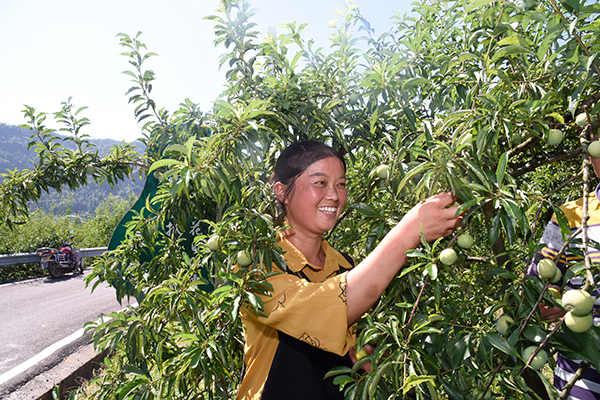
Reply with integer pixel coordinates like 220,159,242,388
0,270,134,392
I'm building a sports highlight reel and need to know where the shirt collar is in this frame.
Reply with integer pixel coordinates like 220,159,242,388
277,233,340,275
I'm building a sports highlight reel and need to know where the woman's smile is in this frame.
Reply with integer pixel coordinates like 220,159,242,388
317,206,338,215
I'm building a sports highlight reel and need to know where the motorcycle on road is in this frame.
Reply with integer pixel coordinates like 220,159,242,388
36,240,84,278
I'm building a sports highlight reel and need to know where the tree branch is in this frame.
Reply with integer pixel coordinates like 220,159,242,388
559,361,591,399
511,148,584,178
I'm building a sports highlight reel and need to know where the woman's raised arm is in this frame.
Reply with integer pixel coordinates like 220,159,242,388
345,192,463,325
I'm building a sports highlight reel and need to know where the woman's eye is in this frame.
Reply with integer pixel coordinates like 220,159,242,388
338,182,346,188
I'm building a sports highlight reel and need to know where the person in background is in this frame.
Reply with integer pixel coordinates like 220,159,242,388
527,153,600,400
236,140,463,400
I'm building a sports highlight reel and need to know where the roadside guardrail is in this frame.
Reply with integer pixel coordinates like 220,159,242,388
0,248,108,267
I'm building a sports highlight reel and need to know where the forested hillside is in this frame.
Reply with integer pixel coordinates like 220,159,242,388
0,123,144,215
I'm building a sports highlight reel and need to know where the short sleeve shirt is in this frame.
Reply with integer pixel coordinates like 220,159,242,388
236,234,356,400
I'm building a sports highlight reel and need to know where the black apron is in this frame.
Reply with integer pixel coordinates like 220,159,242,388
261,252,355,400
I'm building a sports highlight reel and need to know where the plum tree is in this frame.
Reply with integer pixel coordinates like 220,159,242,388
546,129,564,146
236,250,252,267
439,248,457,266
355,347,369,361
3,0,600,399
495,315,514,336
375,164,390,179
457,233,474,249
589,141,600,158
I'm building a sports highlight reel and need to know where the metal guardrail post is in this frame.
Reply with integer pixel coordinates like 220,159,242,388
0,247,108,267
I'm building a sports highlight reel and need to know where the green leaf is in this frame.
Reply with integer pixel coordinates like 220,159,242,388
488,268,517,280
497,35,531,47
369,361,392,398
555,327,600,371
491,45,530,62
425,263,438,280
489,211,502,246
523,325,548,343
496,151,508,186
349,202,381,218
397,161,431,196
402,77,430,91
450,334,472,368
166,144,189,155
485,332,519,357
500,198,522,221
402,374,436,395
546,112,565,124
553,206,572,242
563,262,586,284
406,250,427,258
465,0,495,13
332,374,355,390
148,159,183,173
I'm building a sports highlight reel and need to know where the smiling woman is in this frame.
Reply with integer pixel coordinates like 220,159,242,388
236,140,463,400
272,142,348,264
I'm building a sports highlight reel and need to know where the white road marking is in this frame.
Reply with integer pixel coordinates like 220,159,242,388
0,302,137,387
0,326,85,386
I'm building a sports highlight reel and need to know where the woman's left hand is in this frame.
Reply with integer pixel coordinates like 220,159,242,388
348,343,376,373
400,192,464,247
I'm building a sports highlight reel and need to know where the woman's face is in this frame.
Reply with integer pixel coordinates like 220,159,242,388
278,156,347,237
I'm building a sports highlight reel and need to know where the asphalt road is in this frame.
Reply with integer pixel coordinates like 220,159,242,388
0,270,135,393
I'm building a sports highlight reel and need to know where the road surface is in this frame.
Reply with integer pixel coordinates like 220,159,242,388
0,270,135,395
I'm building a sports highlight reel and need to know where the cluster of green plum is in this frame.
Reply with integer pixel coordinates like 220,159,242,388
537,258,595,334
207,234,253,267
438,233,474,266
493,258,596,371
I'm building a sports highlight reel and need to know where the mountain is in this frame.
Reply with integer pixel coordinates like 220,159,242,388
0,123,145,216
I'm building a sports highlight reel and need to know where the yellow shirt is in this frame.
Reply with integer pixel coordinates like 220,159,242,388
237,235,356,400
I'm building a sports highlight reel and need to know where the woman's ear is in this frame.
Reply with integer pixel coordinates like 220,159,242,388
273,182,286,203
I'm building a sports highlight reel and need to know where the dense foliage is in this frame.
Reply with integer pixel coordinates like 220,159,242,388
2,0,600,399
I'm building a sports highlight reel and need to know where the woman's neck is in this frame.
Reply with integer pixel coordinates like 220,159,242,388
283,228,326,268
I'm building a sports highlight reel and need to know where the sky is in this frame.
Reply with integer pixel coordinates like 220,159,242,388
0,0,412,142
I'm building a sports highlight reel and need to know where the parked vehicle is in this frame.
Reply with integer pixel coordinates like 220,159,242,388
36,240,84,278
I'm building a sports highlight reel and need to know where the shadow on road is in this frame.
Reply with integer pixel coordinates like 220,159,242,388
41,271,87,284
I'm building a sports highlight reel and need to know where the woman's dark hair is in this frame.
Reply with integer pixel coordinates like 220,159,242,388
270,140,346,218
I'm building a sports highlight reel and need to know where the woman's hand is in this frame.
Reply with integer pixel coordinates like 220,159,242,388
400,192,464,247
348,344,375,373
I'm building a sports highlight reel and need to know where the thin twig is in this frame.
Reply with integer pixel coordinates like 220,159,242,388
519,316,564,376
560,361,591,399
518,282,550,337
481,355,507,398
581,157,594,291
404,275,429,341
